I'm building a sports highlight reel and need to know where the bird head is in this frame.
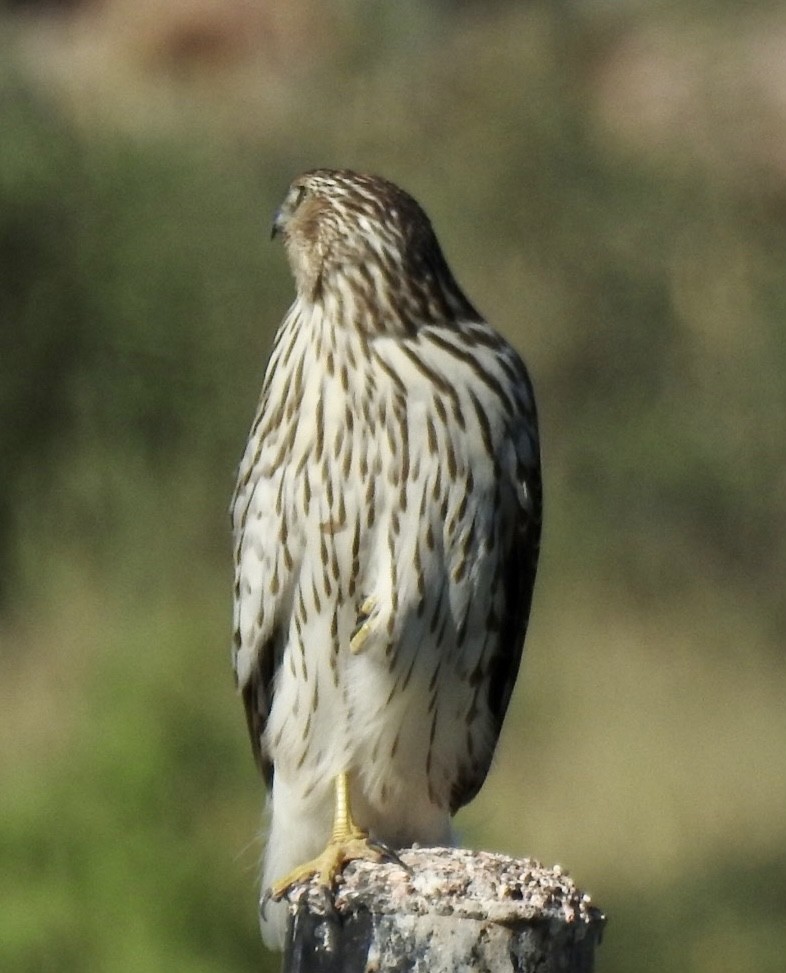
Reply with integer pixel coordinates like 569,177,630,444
271,169,476,328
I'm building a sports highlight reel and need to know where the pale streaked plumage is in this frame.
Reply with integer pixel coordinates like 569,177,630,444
231,169,541,948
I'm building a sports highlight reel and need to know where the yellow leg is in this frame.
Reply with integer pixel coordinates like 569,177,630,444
329,771,364,842
267,772,384,901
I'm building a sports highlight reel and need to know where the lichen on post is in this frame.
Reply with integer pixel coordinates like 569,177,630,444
279,847,605,973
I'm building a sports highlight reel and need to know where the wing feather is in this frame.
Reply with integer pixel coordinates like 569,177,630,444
449,372,542,813
240,633,281,787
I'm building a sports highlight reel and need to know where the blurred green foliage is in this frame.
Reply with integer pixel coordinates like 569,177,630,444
1,2,785,971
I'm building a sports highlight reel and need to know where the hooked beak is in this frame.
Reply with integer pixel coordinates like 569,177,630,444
271,208,284,240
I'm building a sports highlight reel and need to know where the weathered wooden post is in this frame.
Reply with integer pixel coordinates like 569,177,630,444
279,847,605,972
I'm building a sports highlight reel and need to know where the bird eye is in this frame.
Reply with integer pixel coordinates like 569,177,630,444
293,186,307,208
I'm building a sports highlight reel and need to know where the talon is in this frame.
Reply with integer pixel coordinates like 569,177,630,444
372,841,410,874
259,888,272,918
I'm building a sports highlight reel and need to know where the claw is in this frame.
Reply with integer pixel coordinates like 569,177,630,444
259,887,272,921
370,839,411,874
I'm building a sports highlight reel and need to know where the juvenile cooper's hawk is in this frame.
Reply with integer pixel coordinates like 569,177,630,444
231,169,541,948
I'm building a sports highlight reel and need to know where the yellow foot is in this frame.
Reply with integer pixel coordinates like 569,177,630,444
349,596,377,654
267,832,385,902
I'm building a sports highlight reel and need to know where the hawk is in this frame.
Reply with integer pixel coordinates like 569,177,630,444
231,169,541,948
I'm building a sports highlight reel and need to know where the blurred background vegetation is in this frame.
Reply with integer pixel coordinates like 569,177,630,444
1,1,785,970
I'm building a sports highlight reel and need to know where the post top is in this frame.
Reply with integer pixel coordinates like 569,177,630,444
284,846,605,930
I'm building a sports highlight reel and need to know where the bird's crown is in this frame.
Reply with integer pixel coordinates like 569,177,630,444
271,168,476,329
